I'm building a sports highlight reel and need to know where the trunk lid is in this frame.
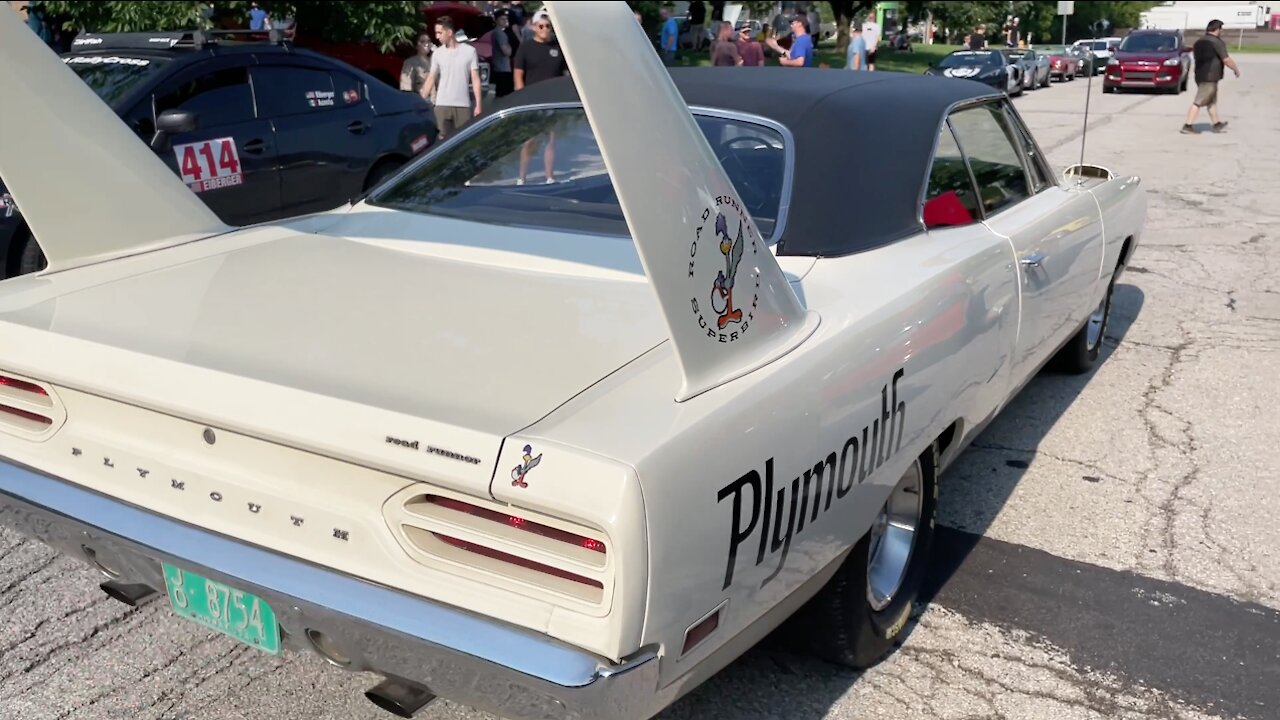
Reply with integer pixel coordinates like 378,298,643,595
0,221,669,494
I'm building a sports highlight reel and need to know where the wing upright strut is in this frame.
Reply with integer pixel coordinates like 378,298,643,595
543,1,819,402
0,11,231,274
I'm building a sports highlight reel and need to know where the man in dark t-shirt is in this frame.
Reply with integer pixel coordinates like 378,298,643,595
1183,19,1241,134
513,12,568,185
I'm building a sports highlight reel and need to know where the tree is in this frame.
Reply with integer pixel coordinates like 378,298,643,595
829,0,875,56
42,1,422,52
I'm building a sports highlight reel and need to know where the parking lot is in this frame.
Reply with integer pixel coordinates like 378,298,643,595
2,54,1278,720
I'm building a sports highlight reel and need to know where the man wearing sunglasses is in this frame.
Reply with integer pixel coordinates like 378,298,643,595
514,11,569,185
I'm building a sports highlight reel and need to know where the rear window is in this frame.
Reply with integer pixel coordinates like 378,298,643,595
369,107,789,239
63,54,172,107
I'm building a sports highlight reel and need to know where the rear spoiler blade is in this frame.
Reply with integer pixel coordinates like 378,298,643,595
545,1,819,402
0,10,231,274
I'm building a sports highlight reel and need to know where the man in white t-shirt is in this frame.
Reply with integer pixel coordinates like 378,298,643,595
862,13,881,71
419,16,483,139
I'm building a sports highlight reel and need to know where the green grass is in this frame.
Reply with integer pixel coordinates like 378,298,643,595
1232,43,1280,53
670,42,963,73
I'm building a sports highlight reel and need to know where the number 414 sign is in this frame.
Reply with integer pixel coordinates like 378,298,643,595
174,137,244,193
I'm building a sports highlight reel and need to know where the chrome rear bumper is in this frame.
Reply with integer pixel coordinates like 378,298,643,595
0,457,661,720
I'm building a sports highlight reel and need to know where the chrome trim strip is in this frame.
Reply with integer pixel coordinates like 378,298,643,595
362,101,797,246
0,457,661,720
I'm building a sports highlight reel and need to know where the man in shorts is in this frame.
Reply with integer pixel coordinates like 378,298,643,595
1183,19,1241,134
418,16,483,140
514,11,568,184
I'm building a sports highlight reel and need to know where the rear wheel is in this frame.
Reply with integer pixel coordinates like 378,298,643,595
794,449,938,669
1052,269,1117,374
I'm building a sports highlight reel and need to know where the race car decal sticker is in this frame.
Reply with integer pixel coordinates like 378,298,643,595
717,368,907,590
343,89,360,105
0,192,15,218
174,137,243,193
689,196,761,344
410,134,429,154
63,55,151,67
511,444,542,488
306,90,335,108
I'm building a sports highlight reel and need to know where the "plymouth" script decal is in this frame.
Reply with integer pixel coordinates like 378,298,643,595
717,368,908,590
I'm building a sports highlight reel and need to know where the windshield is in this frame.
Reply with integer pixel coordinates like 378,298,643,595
62,55,171,107
939,51,999,68
1119,34,1178,52
370,107,788,239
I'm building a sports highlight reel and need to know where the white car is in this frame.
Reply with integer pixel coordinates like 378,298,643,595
1074,37,1122,73
0,3,1146,719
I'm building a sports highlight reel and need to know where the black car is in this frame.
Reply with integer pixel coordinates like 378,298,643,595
924,50,1020,96
1,29,438,279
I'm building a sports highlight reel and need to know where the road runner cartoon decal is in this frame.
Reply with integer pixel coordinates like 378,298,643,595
718,368,908,590
511,444,542,488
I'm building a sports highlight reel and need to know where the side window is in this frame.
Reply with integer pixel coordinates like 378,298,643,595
923,122,981,228
252,66,336,117
1002,105,1053,193
155,67,254,128
947,103,1031,216
331,71,365,107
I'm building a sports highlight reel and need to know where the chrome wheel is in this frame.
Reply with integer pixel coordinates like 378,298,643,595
866,459,924,612
1086,294,1108,351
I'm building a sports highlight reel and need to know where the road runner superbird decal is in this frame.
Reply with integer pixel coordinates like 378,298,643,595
690,197,760,344
718,368,908,590
511,444,542,488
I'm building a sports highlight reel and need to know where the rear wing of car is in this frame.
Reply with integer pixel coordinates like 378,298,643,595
544,2,820,402
0,9,231,275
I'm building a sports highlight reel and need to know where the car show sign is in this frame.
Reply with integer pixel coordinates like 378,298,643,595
173,137,243,193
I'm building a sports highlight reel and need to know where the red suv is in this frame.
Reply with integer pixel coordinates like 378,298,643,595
1104,29,1191,94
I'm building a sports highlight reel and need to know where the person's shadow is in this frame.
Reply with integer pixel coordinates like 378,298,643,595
658,280,1146,720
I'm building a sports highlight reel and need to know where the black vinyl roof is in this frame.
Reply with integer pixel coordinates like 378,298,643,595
488,67,1002,257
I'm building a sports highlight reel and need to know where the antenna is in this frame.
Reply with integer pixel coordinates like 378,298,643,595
1077,17,1112,183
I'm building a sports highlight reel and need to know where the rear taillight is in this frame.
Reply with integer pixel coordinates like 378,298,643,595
431,532,603,589
0,372,61,438
0,375,48,397
426,495,606,555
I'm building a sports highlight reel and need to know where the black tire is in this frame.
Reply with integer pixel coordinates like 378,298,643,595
792,447,939,669
1052,269,1117,374
363,157,406,193
16,231,47,277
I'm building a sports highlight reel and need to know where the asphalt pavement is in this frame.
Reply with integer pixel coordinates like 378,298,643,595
2,55,1279,720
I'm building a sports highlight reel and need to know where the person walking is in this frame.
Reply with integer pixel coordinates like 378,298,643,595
418,16,483,140
491,10,519,98
1182,19,1241,135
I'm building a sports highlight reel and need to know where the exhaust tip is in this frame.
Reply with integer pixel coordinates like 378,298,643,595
364,678,436,718
100,580,158,607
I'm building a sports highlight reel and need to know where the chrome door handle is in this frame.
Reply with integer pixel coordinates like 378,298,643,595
1020,253,1047,267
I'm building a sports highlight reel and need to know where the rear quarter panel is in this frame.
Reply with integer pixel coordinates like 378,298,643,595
524,228,1021,690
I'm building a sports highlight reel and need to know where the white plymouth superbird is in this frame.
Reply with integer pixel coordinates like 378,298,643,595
0,3,1145,718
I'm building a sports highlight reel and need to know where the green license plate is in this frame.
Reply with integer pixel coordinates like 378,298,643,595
161,563,281,655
